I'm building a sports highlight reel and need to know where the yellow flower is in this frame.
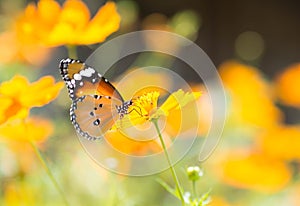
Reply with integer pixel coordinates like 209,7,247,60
16,0,120,46
116,89,201,128
219,60,282,129
275,63,300,108
257,125,300,160
216,150,291,193
0,75,63,124
108,90,201,155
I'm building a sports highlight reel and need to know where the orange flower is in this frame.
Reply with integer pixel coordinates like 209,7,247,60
16,0,120,46
0,117,53,172
275,63,300,108
217,150,291,193
0,117,53,143
219,61,282,129
108,90,201,155
0,0,120,64
104,130,167,155
257,125,300,160
0,75,63,124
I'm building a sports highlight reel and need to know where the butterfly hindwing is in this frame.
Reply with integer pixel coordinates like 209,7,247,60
71,94,124,140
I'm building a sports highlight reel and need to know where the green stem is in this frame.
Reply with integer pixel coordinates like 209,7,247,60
29,141,69,206
152,119,185,205
192,180,197,199
66,45,78,59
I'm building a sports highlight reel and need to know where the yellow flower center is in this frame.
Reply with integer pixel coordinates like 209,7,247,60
131,91,160,118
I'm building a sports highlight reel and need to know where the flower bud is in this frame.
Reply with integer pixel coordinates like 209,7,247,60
187,166,203,181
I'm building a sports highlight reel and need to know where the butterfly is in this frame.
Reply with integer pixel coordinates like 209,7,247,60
59,58,133,140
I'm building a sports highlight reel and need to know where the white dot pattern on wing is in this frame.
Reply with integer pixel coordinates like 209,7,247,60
79,67,95,77
59,58,133,140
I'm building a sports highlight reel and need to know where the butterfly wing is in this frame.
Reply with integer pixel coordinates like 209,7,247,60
59,58,124,101
71,95,123,140
59,58,126,140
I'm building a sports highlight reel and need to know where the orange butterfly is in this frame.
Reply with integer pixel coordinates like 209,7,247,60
59,58,132,140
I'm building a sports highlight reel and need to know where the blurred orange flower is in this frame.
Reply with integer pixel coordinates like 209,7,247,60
105,129,166,155
0,117,53,171
258,125,300,160
217,150,291,193
275,63,300,108
16,0,120,46
219,61,282,129
0,75,63,124
0,0,120,64
0,117,53,143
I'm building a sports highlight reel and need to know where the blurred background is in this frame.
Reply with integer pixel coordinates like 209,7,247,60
0,0,300,205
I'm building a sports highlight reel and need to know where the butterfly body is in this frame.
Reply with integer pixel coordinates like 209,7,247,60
59,58,131,140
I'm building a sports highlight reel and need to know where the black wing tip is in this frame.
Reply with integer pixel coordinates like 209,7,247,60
59,58,82,69
59,58,83,79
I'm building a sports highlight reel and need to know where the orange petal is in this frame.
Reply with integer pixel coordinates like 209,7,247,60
0,96,29,125
80,1,121,45
0,97,15,124
219,61,282,128
21,76,64,107
47,0,90,46
275,64,300,108
258,126,300,160
218,151,291,193
0,117,53,143
105,130,162,155
60,0,90,27
0,75,29,97
37,0,61,25
0,31,18,63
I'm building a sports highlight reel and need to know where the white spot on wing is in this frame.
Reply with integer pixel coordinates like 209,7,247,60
80,67,95,77
74,73,82,80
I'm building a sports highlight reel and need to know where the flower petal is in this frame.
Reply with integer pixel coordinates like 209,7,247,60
104,129,166,155
258,126,300,160
158,89,201,117
0,75,29,97
80,1,121,45
217,151,291,193
47,0,90,46
21,76,64,107
275,63,300,108
0,117,53,142
37,0,61,25
219,61,282,128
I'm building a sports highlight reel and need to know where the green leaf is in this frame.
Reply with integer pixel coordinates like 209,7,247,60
156,178,181,200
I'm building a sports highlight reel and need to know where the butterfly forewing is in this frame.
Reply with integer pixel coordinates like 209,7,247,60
59,58,123,101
